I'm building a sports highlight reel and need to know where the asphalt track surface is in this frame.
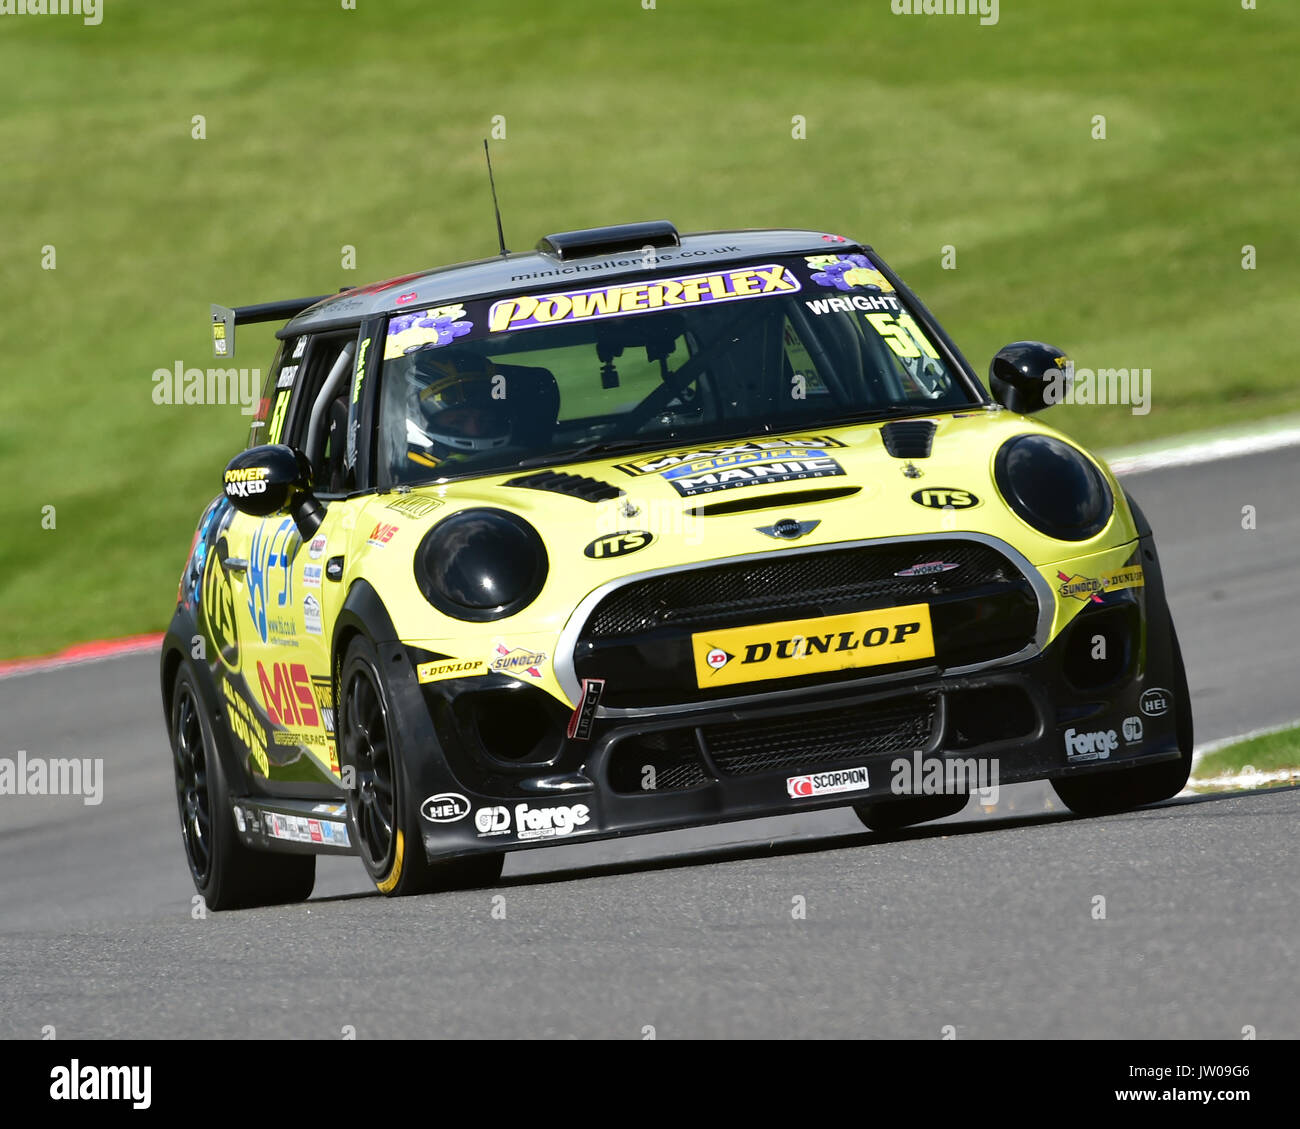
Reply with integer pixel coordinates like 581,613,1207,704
1,449,1297,1038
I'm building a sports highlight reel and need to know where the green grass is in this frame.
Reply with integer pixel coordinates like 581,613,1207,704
1,0,1297,658
1192,726,1300,784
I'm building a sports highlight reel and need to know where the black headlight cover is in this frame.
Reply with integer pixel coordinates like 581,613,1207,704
414,508,549,621
994,434,1113,541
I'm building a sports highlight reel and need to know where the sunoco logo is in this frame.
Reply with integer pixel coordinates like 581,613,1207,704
420,793,470,823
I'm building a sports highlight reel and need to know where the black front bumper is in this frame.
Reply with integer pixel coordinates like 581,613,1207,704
397,532,1184,862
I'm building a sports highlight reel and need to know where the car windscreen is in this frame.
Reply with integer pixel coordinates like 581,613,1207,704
373,251,978,486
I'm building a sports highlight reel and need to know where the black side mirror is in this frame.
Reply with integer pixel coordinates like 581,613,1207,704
988,341,1072,414
223,444,324,538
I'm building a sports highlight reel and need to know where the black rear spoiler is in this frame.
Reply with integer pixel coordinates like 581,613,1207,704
210,296,330,358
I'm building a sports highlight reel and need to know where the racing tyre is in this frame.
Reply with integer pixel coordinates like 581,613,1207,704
338,635,504,896
170,665,316,910
853,791,968,832
1051,623,1194,817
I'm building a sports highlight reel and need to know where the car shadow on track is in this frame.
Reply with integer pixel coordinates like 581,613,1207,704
303,784,1296,905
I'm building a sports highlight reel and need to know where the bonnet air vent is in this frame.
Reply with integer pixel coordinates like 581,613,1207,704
504,471,625,503
536,221,680,261
686,486,861,517
880,420,937,459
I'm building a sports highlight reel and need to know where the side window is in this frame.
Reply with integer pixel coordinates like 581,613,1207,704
282,330,360,496
248,338,300,448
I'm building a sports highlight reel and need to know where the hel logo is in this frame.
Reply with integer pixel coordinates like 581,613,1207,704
1140,687,1171,717
911,487,979,509
787,767,869,799
584,531,654,559
692,605,934,688
420,793,471,823
256,661,320,729
367,522,398,546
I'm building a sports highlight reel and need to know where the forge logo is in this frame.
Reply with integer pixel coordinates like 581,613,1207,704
256,661,320,729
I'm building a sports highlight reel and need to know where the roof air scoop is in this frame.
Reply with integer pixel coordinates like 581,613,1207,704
537,221,680,262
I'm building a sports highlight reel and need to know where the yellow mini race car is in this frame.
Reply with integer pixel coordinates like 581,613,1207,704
162,222,1192,909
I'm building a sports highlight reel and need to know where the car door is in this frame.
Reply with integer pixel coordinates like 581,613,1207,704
226,327,366,792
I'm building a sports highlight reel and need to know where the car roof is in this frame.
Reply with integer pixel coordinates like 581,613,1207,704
279,227,865,337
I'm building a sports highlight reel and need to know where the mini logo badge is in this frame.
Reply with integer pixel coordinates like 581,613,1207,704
756,518,820,540
421,793,471,823
1140,688,1171,717
325,556,344,582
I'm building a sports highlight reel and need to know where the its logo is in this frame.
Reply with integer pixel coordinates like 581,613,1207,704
584,531,654,560
1063,728,1118,761
256,661,320,729
421,793,471,823
911,488,980,509
1140,688,1171,717
367,522,398,546
756,518,820,541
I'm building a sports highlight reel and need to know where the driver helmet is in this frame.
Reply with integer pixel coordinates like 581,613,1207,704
406,347,510,467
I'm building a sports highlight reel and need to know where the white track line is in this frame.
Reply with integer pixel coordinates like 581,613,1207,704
1108,426,1300,476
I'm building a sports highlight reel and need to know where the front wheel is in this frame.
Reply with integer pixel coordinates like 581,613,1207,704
170,664,315,910
337,635,504,896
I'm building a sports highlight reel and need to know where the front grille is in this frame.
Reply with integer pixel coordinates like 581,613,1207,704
584,540,1018,638
607,730,709,794
702,693,936,776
